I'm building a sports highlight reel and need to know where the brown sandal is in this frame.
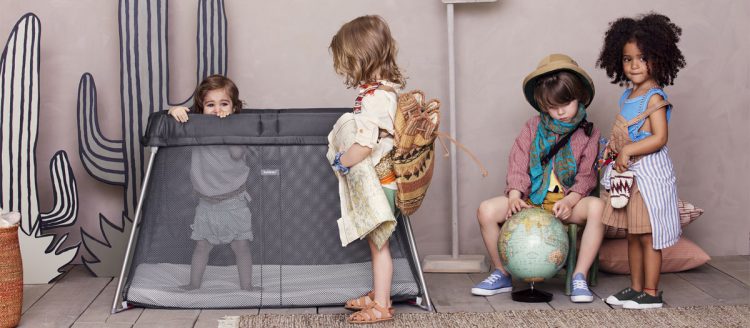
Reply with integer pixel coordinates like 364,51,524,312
347,301,394,324
345,291,395,314
345,291,374,310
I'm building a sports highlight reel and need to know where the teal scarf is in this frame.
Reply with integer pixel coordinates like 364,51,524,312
529,103,586,205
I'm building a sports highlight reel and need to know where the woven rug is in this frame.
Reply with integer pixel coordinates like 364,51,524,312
218,305,749,328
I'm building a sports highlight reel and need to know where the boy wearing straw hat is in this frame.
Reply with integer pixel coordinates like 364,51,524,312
472,54,605,303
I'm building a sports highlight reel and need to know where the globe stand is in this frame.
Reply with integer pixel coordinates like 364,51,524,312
511,282,552,303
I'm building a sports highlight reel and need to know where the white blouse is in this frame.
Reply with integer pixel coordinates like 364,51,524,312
353,80,400,189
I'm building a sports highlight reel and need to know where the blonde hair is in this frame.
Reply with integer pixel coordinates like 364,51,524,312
329,15,406,88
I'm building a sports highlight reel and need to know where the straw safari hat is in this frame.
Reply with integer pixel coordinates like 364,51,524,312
522,53,595,112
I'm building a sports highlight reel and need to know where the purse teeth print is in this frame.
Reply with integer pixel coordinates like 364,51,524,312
610,170,635,208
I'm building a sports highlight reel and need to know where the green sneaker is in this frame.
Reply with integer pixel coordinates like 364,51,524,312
605,287,641,306
623,291,664,309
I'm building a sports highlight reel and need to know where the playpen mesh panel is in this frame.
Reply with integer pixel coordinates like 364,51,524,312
121,111,421,309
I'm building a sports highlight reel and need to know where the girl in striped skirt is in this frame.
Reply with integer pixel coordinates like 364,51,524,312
596,13,686,309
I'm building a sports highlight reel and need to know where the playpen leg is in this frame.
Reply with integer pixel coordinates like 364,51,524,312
401,214,434,312
111,147,159,314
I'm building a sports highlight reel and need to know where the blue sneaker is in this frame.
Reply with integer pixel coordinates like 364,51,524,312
471,269,512,296
570,272,594,303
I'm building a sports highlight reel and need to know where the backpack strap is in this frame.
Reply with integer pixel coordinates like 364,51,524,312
625,100,670,127
353,82,383,114
377,84,397,95
434,131,489,177
353,83,401,140
540,119,593,166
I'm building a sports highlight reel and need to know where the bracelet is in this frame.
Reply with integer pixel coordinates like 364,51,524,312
332,152,350,175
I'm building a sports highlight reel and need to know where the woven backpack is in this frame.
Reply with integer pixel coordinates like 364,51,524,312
359,84,486,216
390,90,442,215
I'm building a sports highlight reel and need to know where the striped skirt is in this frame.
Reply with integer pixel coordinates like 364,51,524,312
601,147,681,249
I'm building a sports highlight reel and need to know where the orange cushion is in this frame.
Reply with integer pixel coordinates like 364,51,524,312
603,199,704,239
598,237,711,274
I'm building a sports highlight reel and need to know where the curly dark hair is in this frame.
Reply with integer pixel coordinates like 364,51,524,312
596,13,686,87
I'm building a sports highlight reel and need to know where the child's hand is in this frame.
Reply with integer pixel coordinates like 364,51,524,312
614,151,630,173
216,109,232,118
229,145,245,160
168,106,190,123
507,197,532,218
602,144,612,162
552,199,573,221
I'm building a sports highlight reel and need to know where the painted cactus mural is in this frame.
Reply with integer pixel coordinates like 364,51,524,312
79,0,228,276
40,150,80,231
1,13,79,283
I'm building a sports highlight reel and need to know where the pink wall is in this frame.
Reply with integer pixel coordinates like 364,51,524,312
1,0,747,263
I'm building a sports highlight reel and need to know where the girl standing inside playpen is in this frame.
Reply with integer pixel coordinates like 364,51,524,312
327,15,406,324
168,75,259,291
596,13,686,309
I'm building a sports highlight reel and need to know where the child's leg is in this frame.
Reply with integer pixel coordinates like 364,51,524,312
347,243,394,325
639,234,662,296
471,196,514,296
230,239,254,290
567,196,605,276
627,233,645,291
183,240,214,290
476,196,511,272
368,237,392,312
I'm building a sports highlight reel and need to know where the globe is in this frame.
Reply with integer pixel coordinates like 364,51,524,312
498,208,569,283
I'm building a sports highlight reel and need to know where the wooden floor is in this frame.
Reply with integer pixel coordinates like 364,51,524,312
18,256,749,328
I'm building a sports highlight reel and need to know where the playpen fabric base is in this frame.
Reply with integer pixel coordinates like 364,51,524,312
126,259,419,308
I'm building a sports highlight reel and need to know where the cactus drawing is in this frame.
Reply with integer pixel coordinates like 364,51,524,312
79,0,228,276
40,150,79,231
1,13,79,283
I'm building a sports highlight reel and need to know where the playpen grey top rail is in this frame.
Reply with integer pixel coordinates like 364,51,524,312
142,108,350,147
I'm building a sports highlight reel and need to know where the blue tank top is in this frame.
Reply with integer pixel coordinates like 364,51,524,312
619,88,671,141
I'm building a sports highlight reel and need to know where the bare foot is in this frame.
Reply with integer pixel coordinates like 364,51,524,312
242,285,263,292
180,284,200,291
